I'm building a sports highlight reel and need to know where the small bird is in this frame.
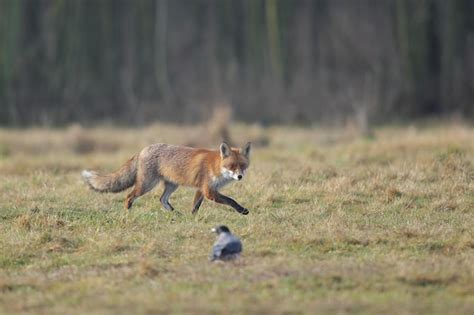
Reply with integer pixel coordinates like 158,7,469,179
210,225,242,261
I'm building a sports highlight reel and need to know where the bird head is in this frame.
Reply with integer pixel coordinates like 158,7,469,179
211,225,231,234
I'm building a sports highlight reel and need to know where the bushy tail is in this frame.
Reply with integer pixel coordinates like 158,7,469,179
82,155,137,193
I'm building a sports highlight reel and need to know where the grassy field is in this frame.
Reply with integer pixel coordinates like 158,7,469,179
0,123,473,314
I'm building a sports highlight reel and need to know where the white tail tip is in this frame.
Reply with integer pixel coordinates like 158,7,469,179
81,170,94,179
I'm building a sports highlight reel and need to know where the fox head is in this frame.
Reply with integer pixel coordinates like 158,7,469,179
219,142,251,181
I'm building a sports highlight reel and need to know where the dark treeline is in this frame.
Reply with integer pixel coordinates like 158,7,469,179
0,0,473,126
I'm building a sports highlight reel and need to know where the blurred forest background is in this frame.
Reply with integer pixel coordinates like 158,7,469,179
0,0,473,127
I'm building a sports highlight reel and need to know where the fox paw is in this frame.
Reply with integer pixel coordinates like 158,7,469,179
240,208,249,215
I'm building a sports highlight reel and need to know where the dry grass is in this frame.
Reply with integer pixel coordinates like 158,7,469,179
0,123,473,314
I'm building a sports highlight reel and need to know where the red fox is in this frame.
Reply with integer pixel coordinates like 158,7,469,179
81,142,251,215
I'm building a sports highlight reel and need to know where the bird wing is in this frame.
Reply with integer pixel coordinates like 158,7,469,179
220,239,242,256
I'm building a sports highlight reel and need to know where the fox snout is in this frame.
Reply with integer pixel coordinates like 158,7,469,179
230,170,244,181
232,171,243,181
221,168,244,181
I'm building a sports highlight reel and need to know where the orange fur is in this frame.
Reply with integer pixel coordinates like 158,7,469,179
82,142,251,215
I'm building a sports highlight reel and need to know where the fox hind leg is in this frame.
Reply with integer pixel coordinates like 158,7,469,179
160,181,178,211
124,170,160,209
125,190,137,209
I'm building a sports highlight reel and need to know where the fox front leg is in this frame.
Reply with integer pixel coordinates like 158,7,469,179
192,190,204,215
205,190,249,215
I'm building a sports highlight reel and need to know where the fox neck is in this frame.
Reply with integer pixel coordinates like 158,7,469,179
210,173,233,190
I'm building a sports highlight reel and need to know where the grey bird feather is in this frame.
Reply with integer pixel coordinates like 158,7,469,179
210,225,242,261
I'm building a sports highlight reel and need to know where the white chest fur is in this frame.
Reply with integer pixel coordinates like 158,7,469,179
209,175,233,190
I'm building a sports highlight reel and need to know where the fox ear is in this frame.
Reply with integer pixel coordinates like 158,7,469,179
220,142,231,158
240,142,251,158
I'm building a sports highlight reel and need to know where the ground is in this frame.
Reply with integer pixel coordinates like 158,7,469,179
0,123,473,314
